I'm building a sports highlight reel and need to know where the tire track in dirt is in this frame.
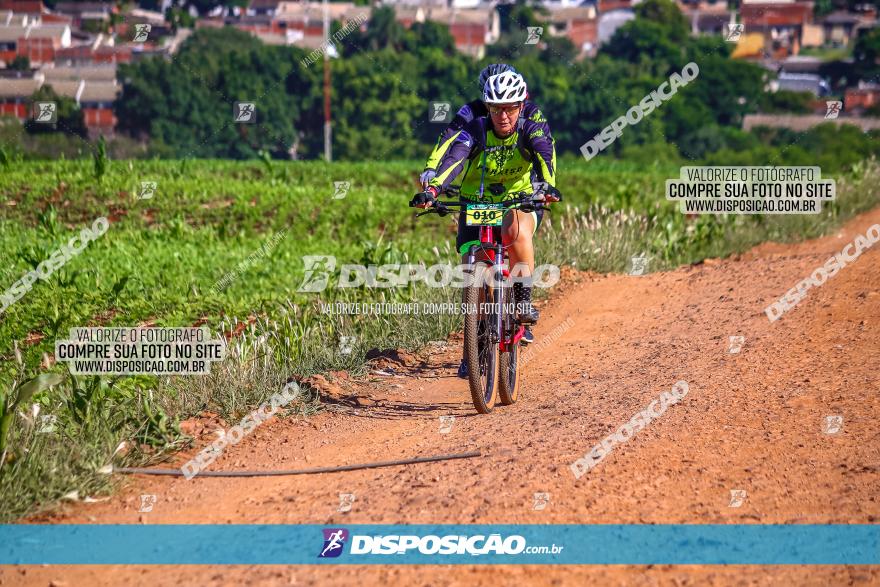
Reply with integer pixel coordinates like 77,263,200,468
6,207,880,587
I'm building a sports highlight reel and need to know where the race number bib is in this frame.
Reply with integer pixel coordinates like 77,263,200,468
465,204,504,226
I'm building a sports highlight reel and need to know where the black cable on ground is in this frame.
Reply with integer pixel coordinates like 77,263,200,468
113,450,482,477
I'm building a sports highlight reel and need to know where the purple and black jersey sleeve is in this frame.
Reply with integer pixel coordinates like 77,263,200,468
423,100,486,171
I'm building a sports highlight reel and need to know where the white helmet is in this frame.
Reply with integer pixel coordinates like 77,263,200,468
482,71,527,104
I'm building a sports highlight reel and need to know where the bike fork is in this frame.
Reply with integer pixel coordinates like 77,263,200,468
492,245,504,344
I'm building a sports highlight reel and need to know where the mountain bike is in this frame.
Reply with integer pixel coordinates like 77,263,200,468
412,188,547,414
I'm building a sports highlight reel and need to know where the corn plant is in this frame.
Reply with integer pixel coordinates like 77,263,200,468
0,373,64,466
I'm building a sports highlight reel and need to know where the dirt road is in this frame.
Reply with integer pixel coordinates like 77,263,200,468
5,207,880,586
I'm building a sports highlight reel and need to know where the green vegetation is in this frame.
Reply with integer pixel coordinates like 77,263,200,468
2,156,880,521
3,0,880,524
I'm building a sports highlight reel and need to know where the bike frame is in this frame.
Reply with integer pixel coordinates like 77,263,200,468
465,222,526,354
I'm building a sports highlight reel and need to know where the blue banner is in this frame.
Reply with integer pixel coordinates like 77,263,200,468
1,525,877,565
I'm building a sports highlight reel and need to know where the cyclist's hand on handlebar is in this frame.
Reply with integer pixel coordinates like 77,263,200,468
543,186,562,203
532,181,562,204
419,169,437,190
410,186,438,209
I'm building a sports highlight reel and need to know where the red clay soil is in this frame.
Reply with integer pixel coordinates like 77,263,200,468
4,207,880,587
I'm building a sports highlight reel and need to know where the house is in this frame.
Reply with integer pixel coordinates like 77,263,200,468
41,63,116,83
0,68,118,136
730,31,766,59
779,54,823,75
115,8,170,41
739,0,814,59
392,6,500,58
743,113,880,131
598,0,633,13
0,23,71,66
77,79,117,133
546,6,598,56
246,0,282,17
0,8,32,26
770,72,830,96
0,0,43,18
821,10,876,47
596,8,634,45
0,75,40,118
431,7,500,58
54,35,133,66
267,1,364,48
53,1,115,29
679,1,732,37
845,81,880,113
274,1,361,28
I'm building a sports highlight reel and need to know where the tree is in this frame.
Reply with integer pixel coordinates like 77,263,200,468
405,21,456,56
853,28,880,83
24,85,87,138
165,7,196,33
634,0,690,42
8,56,30,71
116,28,320,158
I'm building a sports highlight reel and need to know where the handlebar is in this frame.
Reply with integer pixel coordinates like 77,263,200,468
412,190,550,218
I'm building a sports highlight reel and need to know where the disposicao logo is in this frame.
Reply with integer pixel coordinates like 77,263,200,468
319,528,349,558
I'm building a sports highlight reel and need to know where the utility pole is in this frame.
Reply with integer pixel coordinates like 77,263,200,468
323,0,332,162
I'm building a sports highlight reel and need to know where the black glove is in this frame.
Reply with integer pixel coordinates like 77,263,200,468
544,185,562,203
532,181,562,203
410,187,438,208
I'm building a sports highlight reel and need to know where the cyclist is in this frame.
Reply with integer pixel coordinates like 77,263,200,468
410,71,562,379
420,63,553,189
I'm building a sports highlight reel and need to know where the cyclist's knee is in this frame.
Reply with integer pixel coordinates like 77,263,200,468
503,226,533,248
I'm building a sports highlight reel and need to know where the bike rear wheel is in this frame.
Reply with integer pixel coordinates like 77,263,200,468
499,337,520,405
464,263,499,414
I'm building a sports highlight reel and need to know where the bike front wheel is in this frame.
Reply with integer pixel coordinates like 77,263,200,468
464,263,499,414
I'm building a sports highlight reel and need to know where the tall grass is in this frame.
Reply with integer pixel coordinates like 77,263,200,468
1,157,878,521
